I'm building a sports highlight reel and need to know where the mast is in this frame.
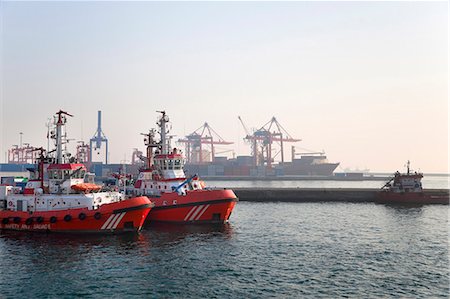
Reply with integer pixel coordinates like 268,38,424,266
32,147,46,188
54,110,73,164
141,129,158,169
157,111,169,154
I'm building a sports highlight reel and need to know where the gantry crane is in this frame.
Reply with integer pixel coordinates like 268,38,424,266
178,122,233,164
76,141,91,165
89,110,108,164
8,143,39,164
239,116,301,168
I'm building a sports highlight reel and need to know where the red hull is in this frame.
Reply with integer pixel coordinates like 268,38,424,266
0,196,152,233
376,192,449,205
147,189,238,223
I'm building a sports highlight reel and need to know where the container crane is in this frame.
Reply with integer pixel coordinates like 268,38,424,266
89,110,108,164
238,116,258,164
76,141,91,165
240,116,301,168
8,143,39,164
178,122,233,164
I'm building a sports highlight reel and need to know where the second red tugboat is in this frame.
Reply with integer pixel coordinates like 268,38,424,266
133,111,238,223
0,110,153,233
377,161,449,204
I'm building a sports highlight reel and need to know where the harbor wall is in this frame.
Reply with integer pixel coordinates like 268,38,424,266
233,188,450,204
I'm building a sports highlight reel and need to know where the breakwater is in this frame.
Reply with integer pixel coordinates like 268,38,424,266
233,188,450,204
203,175,388,181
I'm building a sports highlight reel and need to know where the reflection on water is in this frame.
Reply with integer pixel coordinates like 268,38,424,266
146,222,234,247
0,222,234,252
383,204,425,215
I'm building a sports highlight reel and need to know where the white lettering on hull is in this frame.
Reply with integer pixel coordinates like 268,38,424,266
0,223,51,230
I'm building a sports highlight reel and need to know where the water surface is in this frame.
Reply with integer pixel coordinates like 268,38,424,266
0,202,448,298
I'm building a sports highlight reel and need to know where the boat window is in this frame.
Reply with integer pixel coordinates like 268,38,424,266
56,170,63,180
163,160,168,170
64,170,70,179
168,159,174,170
174,159,181,169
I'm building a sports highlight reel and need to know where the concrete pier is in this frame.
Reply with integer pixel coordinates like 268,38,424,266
233,188,450,204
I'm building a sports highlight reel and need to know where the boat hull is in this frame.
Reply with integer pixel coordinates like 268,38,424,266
376,192,449,205
147,189,238,224
0,196,152,233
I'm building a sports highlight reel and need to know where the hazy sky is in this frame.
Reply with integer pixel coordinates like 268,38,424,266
0,1,448,173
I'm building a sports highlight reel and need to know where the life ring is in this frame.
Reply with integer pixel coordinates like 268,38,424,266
2,218,9,224
13,217,21,223
50,216,57,223
78,213,87,220
8,201,13,206
36,216,44,223
94,212,101,220
64,215,72,222
25,218,33,225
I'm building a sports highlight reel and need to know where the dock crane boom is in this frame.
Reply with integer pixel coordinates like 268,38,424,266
238,116,251,136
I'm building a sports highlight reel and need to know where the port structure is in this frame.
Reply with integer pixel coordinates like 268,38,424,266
178,122,233,164
8,132,39,164
8,143,39,164
239,116,301,168
76,141,91,165
131,148,145,166
89,110,108,164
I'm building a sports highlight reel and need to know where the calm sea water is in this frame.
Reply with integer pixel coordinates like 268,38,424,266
0,202,448,298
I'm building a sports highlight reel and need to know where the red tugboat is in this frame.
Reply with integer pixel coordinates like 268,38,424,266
133,111,238,223
0,110,153,233
377,161,449,204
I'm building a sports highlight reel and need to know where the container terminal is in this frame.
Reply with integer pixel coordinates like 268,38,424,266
2,111,358,180
1,111,448,205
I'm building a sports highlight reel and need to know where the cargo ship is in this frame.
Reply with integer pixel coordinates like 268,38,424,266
183,153,339,177
133,111,238,223
281,150,339,176
376,161,448,204
0,110,153,233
